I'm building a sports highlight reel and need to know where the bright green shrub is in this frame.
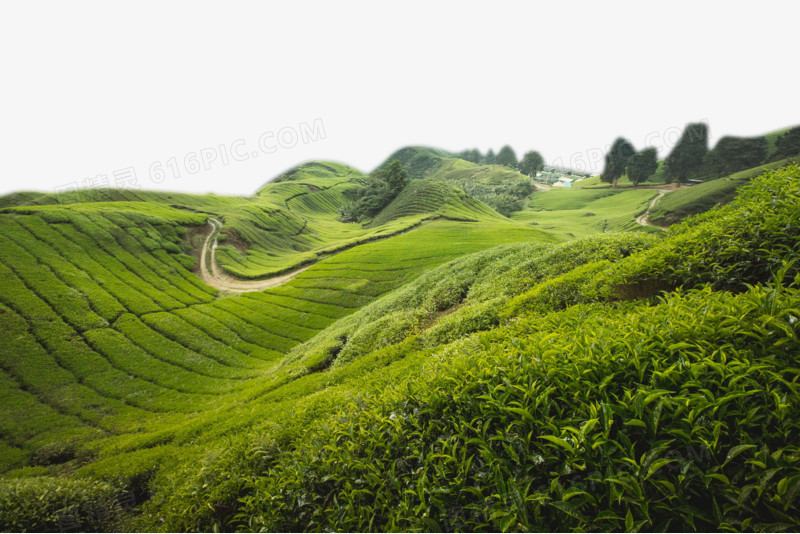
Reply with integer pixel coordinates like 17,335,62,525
285,232,657,373
467,232,657,302
335,309,426,366
421,297,507,347
240,279,800,532
502,260,612,318
501,164,800,315
0,476,124,532
132,436,278,533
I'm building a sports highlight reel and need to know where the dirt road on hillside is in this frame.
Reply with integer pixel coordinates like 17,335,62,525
198,218,310,293
636,190,671,228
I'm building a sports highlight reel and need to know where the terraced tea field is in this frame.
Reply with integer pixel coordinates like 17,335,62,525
0,153,669,482
5,145,793,532
0,185,552,479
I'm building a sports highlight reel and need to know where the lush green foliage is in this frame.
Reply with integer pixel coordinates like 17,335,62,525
0,184,553,532
136,164,800,532
421,158,535,217
338,160,409,222
519,151,545,176
242,280,800,532
2,142,799,533
495,145,518,168
0,476,127,532
773,126,800,161
601,138,636,187
700,135,768,178
665,122,709,183
626,147,658,185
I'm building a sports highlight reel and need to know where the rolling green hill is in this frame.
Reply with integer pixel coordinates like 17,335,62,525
378,146,538,215
143,163,800,532
0,166,557,531
376,146,456,180
1,137,799,532
368,179,504,227
510,187,661,240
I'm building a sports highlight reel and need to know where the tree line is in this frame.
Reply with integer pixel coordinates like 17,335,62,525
457,146,546,177
601,123,800,187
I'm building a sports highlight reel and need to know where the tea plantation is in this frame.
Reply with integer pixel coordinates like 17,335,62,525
0,149,799,532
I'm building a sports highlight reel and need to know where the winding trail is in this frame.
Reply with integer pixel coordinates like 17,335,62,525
636,190,670,228
198,217,429,293
199,218,311,293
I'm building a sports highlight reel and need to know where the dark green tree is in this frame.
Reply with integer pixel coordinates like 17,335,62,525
382,159,409,195
626,147,659,186
704,136,767,177
495,145,518,168
601,137,635,188
484,149,496,165
774,126,800,160
664,123,708,183
457,149,481,164
339,160,408,222
519,151,545,177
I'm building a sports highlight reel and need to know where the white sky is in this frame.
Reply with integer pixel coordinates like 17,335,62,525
1,1,798,197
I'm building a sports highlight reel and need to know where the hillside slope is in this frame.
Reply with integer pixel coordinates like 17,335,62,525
377,146,538,216
121,163,800,532
2,135,799,532
510,187,661,240
648,156,799,226
0,161,475,280
368,179,504,227
0,181,555,531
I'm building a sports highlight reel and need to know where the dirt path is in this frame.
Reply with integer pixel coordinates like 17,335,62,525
199,218,311,293
636,190,670,228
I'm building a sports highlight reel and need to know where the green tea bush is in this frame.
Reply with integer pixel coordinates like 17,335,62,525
503,165,800,314
466,232,657,303
284,232,656,373
241,278,800,532
501,260,612,318
0,476,124,532
421,297,507,347
335,309,427,365
133,436,279,533
617,164,800,291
